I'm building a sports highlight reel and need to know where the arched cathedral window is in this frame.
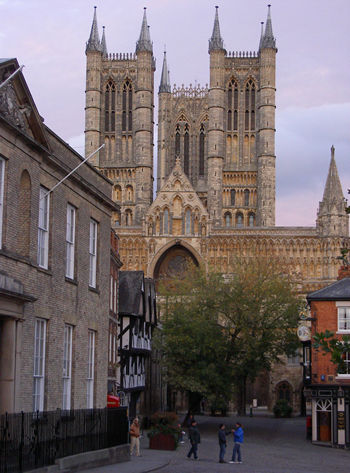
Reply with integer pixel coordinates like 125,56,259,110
245,79,255,131
236,212,243,228
185,209,191,235
175,125,180,156
227,79,238,131
105,81,116,132
122,81,133,132
184,124,189,176
199,124,205,177
163,208,169,234
248,213,255,227
225,212,231,227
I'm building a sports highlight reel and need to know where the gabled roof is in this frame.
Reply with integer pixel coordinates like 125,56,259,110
0,58,49,149
307,277,350,301
119,271,145,316
147,157,209,217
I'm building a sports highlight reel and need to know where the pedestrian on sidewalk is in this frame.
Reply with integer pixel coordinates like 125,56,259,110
129,417,141,457
218,423,231,463
187,420,200,460
229,422,244,464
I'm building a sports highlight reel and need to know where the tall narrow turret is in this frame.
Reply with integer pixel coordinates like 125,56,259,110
208,6,225,226
158,50,171,191
134,7,155,223
101,26,108,57
317,146,348,236
257,4,277,226
85,6,102,165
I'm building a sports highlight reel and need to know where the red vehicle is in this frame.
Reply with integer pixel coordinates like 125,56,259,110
107,394,120,408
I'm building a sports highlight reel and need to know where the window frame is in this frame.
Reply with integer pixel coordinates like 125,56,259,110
65,204,76,279
33,318,47,412
337,305,350,333
37,186,50,269
89,219,98,288
62,324,73,410
0,157,5,249
87,330,95,408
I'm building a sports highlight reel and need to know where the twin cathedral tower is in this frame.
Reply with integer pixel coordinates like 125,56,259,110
85,6,348,283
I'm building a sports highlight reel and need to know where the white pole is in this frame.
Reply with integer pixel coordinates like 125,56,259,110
0,65,24,89
41,144,105,200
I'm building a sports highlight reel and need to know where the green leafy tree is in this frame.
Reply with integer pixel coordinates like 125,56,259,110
156,259,302,414
313,330,350,373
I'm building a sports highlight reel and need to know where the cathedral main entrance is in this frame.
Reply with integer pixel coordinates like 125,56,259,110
153,245,199,289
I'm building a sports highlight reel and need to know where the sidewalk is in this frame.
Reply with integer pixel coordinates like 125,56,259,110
81,434,177,473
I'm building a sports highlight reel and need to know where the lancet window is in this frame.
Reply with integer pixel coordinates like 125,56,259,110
227,79,239,131
199,124,205,177
105,81,116,133
184,124,189,176
244,189,250,207
244,79,256,131
122,81,133,132
230,189,236,206
174,120,190,176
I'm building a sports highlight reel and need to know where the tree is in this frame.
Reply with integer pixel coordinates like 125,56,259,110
313,330,350,374
156,259,302,414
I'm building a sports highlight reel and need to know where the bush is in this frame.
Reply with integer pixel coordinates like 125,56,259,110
273,399,292,418
148,412,180,446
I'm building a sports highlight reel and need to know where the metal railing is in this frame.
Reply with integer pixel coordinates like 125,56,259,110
0,407,128,473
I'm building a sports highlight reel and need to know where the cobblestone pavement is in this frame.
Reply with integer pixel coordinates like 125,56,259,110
83,414,349,473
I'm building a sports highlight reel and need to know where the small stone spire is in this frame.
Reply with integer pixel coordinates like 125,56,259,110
259,22,264,50
101,26,108,57
261,4,276,49
209,6,224,52
322,146,344,203
317,146,348,237
136,7,153,53
159,50,171,93
86,6,101,53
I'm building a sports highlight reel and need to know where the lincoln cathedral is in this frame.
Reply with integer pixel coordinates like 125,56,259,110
85,6,349,409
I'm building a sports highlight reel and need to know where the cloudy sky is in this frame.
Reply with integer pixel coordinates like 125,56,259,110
1,0,349,226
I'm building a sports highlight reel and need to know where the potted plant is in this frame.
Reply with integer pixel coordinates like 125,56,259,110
148,412,180,450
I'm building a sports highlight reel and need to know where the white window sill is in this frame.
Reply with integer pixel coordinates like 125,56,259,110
336,374,350,379
336,331,350,335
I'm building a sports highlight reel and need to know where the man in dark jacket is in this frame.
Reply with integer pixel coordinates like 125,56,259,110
187,420,200,460
218,423,231,463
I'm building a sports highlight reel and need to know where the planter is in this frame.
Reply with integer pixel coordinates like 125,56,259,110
149,433,176,450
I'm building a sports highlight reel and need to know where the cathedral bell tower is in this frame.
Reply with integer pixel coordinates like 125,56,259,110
84,7,155,227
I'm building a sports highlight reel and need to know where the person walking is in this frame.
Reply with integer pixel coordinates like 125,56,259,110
187,420,200,460
229,422,244,464
129,417,141,456
218,423,231,463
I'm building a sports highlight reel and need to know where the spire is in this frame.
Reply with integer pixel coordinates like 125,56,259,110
261,4,276,49
159,50,171,93
209,6,224,53
259,22,264,50
136,7,153,53
322,146,344,203
101,26,108,57
86,6,101,53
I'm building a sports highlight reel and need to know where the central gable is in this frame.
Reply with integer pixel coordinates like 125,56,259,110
145,158,208,237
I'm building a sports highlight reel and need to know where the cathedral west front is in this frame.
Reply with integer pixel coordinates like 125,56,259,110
84,6,349,411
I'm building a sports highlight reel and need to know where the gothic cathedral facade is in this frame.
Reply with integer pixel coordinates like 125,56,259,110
85,6,349,410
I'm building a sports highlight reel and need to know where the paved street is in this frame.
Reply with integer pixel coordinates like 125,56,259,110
83,414,349,473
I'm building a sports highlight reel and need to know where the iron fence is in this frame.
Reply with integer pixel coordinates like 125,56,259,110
0,407,128,473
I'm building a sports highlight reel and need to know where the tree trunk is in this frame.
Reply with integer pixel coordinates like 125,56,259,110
236,376,247,415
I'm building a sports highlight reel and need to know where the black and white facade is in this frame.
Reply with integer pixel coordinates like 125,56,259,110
118,271,157,416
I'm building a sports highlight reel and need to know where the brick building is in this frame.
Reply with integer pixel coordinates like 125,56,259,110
306,268,350,446
0,58,118,413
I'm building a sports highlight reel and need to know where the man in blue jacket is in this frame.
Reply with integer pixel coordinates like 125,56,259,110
229,422,244,464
